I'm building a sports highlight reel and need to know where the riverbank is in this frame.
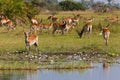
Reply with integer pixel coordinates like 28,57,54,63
0,51,119,70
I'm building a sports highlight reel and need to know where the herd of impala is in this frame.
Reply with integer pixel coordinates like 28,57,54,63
0,13,117,51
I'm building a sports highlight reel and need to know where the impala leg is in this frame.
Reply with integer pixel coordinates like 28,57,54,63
34,43,38,52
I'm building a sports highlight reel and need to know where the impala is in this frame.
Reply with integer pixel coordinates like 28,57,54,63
39,22,53,33
106,15,118,23
47,15,59,22
31,18,39,24
64,23,75,33
6,20,16,31
72,14,82,24
77,22,92,38
0,17,10,25
24,31,38,51
99,23,110,46
84,17,94,23
30,23,39,32
52,21,66,35
0,17,15,31
63,17,73,24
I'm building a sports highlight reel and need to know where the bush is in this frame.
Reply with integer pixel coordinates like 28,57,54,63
0,0,39,24
59,1,86,11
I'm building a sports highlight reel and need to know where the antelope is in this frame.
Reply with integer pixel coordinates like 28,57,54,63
84,17,94,23
5,20,16,31
63,17,73,24
77,22,92,38
99,23,110,46
31,18,39,24
47,15,59,22
0,17,15,31
64,23,75,33
72,14,82,24
106,15,118,23
52,21,66,35
24,31,38,51
0,17,10,25
39,22,53,33
30,23,39,32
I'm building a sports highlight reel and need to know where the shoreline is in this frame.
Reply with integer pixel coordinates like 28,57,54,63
0,51,119,70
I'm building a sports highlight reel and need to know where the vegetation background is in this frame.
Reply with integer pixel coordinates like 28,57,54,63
0,0,120,55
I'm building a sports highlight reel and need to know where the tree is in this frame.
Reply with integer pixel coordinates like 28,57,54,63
59,0,86,11
0,0,39,24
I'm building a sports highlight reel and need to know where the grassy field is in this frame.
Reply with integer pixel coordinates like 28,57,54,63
0,10,120,55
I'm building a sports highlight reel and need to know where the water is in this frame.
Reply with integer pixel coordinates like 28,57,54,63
0,63,120,80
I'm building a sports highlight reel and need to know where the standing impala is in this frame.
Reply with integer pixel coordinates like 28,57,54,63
0,16,15,31
31,18,39,24
30,23,39,32
39,22,53,33
47,15,59,22
99,23,110,46
24,31,38,51
52,21,66,35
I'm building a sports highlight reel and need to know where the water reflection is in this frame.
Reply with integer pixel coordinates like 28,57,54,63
0,70,37,80
0,63,120,80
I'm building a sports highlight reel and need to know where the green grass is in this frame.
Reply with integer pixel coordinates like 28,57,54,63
0,10,120,55
0,61,38,70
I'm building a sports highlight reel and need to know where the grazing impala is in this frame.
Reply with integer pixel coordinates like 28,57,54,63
52,21,66,35
99,23,110,46
77,22,92,38
24,31,38,51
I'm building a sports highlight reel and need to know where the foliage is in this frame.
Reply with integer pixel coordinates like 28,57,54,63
59,0,86,11
0,0,39,22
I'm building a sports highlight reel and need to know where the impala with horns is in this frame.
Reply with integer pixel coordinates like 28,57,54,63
99,23,110,46
24,31,38,51
77,22,92,38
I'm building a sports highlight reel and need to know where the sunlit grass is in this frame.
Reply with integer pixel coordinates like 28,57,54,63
0,10,120,55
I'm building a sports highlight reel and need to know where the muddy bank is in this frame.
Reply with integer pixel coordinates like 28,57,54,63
0,51,119,70
0,51,119,63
